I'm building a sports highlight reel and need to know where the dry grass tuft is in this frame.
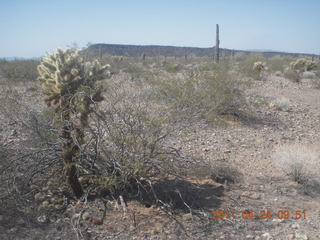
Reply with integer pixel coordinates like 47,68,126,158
273,143,320,194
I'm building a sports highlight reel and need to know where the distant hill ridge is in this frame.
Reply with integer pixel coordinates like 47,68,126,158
87,43,317,58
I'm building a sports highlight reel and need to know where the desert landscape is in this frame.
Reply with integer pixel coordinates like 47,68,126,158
0,48,320,239
1,1,320,239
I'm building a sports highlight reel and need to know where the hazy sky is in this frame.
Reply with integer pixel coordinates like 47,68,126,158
1,0,320,58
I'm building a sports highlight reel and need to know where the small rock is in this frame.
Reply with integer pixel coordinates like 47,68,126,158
182,213,192,221
287,233,295,240
0,215,3,221
272,219,283,224
41,200,50,209
291,223,300,229
246,235,254,239
302,71,316,79
251,193,261,200
129,225,136,231
295,233,308,240
37,215,47,223
261,232,272,240
48,204,55,209
30,185,38,190
82,211,90,221
255,237,261,240
17,218,25,226
10,129,17,136
47,180,54,186
150,229,159,235
7,227,18,234
275,71,282,76
34,192,44,201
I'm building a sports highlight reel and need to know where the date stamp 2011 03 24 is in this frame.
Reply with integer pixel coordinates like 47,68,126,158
209,210,307,220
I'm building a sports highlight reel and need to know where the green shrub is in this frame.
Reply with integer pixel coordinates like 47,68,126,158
153,63,248,122
284,68,300,82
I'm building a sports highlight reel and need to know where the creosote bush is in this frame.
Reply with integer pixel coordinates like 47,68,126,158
38,48,111,198
153,62,249,123
84,79,183,195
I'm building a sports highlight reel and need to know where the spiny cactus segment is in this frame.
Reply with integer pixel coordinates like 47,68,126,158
38,48,110,108
289,58,316,72
253,61,265,72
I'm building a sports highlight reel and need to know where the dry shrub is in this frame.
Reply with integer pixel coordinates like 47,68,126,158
87,79,183,194
0,86,64,228
273,143,320,194
0,59,38,83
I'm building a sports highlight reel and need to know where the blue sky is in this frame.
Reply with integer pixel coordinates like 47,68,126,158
1,0,320,58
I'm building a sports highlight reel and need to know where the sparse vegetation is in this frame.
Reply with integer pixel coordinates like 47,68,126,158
0,59,38,83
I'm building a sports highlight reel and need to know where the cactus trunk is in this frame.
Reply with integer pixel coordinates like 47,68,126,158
63,139,84,198
215,24,220,63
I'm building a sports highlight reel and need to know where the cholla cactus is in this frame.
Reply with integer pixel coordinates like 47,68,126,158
38,48,111,198
290,58,316,72
253,61,265,73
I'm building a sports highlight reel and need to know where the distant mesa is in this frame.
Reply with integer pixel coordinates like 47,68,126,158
85,43,316,58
